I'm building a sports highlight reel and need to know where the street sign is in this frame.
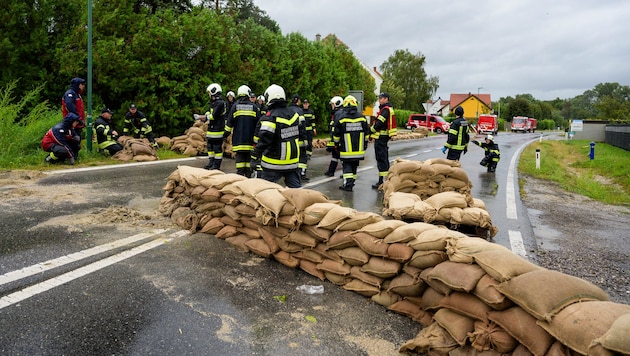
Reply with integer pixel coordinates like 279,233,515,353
571,120,583,132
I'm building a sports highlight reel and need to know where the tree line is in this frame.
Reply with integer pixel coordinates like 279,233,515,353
1,0,376,137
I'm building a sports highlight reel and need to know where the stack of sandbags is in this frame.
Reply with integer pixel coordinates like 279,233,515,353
159,165,630,355
391,131,428,141
382,158,473,202
111,136,158,161
170,121,208,156
382,158,498,238
383,191,498,238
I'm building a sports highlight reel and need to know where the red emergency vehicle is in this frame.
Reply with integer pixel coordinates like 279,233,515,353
477,114,498,135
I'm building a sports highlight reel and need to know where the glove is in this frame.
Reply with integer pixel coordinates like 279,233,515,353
441,147,447,154
326,146,333,152
472,140,479,145
463,147,468,155
152,142,159,149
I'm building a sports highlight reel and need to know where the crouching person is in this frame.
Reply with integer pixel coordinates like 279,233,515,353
471,134,500,172
42,112,82,165
95,107,123,156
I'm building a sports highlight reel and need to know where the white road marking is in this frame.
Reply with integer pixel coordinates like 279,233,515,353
0,230,189,310
302,165,374,188
0,229,168,286
404,153,418,158
509,230,527,257
506,151,519,220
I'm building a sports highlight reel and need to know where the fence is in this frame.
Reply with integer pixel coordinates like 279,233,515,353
605,124,630,151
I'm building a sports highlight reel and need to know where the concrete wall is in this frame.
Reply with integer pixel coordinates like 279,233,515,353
572,121,608,142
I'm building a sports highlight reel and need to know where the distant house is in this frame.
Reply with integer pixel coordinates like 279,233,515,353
423,98,451,116
449,93,492,120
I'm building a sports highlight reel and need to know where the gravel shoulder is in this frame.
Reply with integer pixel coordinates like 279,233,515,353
522,176,630,304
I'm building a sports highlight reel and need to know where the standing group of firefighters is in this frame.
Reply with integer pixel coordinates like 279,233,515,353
193,82,400,191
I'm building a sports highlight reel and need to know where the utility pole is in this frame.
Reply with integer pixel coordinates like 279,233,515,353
476,87,483,122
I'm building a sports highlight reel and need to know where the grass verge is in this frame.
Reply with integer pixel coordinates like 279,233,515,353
519,139,630,206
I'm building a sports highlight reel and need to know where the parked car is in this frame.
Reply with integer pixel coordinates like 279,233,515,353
406,114,450,134
477,114,498,135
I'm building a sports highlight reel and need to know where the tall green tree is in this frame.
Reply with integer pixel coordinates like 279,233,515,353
379,49,438,111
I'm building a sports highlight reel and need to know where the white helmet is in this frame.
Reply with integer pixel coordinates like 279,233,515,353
207,83,222,96
226,91,235,98
257,95,265,102
264,84,285,105
237,85,251,97
486,134,494,141
330,96,343,109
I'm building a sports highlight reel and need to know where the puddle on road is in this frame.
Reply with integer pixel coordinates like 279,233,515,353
527,208,562,251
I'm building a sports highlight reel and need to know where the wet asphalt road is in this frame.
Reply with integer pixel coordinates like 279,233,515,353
0,132,544,355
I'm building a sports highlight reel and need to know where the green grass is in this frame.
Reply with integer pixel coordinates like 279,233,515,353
519,139,630,206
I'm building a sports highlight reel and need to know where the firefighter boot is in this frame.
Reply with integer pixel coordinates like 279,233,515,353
324,160,337,177
339,178,354,192
371,177,383,190
204,158,214,170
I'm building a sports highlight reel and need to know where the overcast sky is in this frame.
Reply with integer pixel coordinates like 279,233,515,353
256,0,630,101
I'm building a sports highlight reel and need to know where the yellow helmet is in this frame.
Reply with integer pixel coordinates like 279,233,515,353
343,95,358,107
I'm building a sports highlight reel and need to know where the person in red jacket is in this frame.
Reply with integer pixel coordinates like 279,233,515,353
61,78,86,159
42,113,82,165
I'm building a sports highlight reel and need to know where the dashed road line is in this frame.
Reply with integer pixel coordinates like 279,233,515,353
0,230,189,310
509,230,527,257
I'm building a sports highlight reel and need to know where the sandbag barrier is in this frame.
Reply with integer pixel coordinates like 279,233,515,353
110,136,158,162
159,166,630,355
382,158,499,239
168,121,234,158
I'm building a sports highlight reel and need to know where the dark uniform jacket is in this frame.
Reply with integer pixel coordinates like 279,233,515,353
333,106,370,160
253,102,301,171
225,96,260,152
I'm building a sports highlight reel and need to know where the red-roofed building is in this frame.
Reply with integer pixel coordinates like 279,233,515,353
449,93,492,120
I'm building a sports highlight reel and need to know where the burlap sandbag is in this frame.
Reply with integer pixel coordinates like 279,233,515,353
244,238,272,258
342,279,380,297
285,230,318,248
440,292,493,322
326,230,357,250
300,224,332,242
589,313,630,355
384,222,440,244
387,299,430,323
425,191,469,210
433,308,475,346
200,217,224,234
468,320,518,354
280,188,330,212
428,261,486,293
317,206,357,230
357,220,407,238
420,286,446,312
258,227,280,254
351,232,389,257
494,269,610,322
235,178,283,197
324,271,352,286
399,322,459,354
446,236,509,264
293,249,324,264
336,247,370,266
200,173,246,189
349,265,384,288
302,202,343,226
316,258,351,276
473,248,541,282
371,291,402,308
407,250,448,269
335,211,383,231
255,188,288,218
312,243,343,263
387,272,427,297
299,259,325,280
473,274,514,311
386,243,415,263
537,301,630,356
420,267,452,295
488,306,554,356
225,234,251,252
170,206,199,232
272,250,299,268
460,207,493,228
408,228,466,252
388,158,422,175
360,256,401,279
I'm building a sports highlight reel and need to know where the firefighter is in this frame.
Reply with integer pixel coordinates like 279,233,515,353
61,77,86,159
251,84,302,188
324,96,344,177
288,94,309,181
471,134,500,172
333,95,370,191
123,104,157,148
442,106,470,161
302,99,316,162
256,95,267,116
194,83,227,170
224,85,260,177
94,108,123,156
42,112,82,165
370,92,397,189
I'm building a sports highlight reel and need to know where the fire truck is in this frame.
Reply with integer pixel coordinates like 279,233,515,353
477,114,498,135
